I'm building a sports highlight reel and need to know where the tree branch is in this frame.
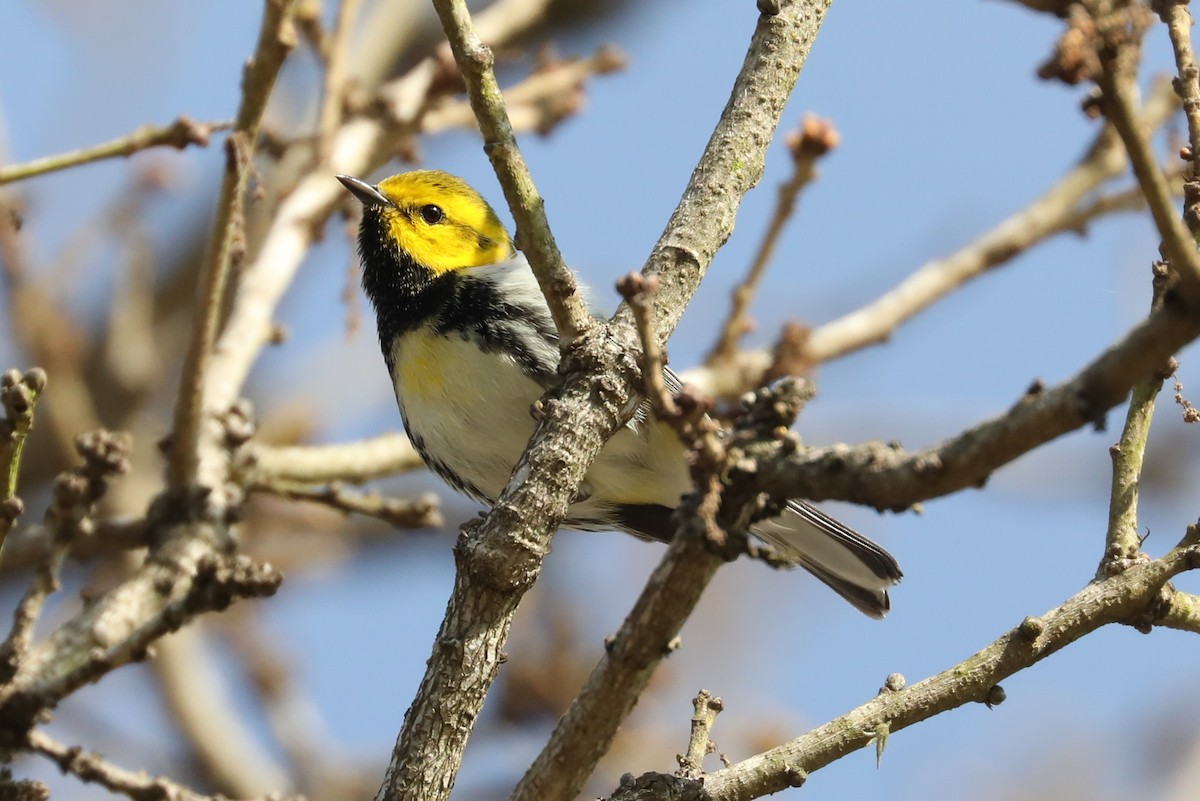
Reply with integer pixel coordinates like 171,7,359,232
745,299,1200,512
0,117,229,186
26,729,300,801
707,115,837,365
0,368,45,555
805,77,1179,364
245,433,425,484
373,3,833,801
168,0,297,490
1102,263,1171,570
431,0,594,344
1091,7,1200,303
689,530,1200,801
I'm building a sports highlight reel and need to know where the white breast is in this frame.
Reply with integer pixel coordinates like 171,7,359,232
391,326,543,502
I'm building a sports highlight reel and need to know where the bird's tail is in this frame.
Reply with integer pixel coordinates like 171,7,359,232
751,500,902,619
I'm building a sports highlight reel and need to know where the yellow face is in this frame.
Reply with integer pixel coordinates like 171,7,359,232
373,171,513,274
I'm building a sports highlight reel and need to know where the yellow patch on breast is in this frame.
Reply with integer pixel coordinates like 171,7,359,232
392,328,451,402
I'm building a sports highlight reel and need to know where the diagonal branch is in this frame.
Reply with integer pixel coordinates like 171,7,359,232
431,0,593,344
745,298,1200,512
806,78,1179,364
1092,12,1200,303
690,530,1200,801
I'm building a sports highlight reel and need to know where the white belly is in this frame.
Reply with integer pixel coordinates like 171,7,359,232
390,326,692,518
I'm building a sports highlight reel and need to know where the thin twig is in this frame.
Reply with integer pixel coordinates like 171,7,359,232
677,690,724,778
26,729,300,801
0,117,230,185
745,298,1200,513
430,0,594,344
419,46,627,135
804,78,1180,365
168,0,297,491
707,115,838,365
617,273,677,417
1156,0,1200,222
0,431,131,683
0,368,45,556
683,155,1187,402
1101,262,1172,571
251,480,443,528
1092,11,1200,301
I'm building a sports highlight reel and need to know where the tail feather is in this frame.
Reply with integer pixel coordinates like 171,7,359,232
751,500,902,619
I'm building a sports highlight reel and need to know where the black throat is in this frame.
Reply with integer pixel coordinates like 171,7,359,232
358,208,456,372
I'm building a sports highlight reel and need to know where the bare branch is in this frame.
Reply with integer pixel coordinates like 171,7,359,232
745,299,1200,512
0,117,230,186
1156,0,1200,221
0,431,131,684
246,432,425,483
806,78,1178,364
251,480,442,528
26,729,300,801
1090,5,1200,303
317,0,364,164
168,0,297,491
431,0,594,344
707,115,838,365
677,690,724,779
0,368,46,554
692,532,1200,801
1102,263,1172,570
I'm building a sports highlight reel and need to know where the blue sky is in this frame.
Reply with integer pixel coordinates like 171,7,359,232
3,2,1199,800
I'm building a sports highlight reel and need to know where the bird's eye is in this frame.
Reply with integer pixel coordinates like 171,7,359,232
419,204,444,225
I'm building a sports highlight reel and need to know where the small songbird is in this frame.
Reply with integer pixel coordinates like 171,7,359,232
337,170,902,616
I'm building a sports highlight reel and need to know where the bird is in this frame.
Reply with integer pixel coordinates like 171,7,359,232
337,169,902,617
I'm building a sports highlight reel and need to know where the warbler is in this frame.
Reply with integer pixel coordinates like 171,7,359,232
337,170,902,617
